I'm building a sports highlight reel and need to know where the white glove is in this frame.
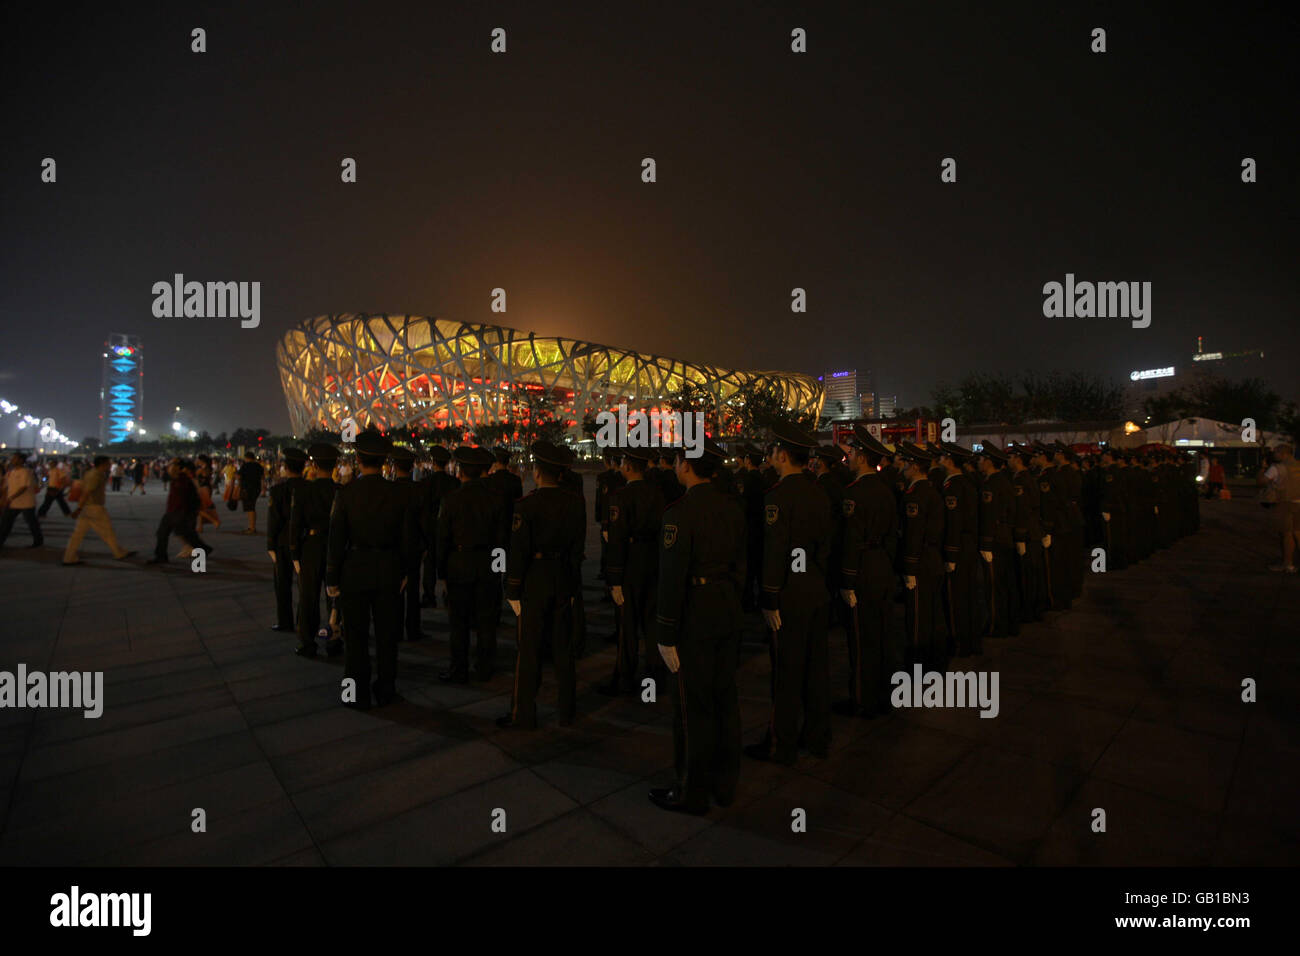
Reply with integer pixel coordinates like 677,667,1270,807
601,530,608,542
945,562,956,573
267,550,276,562
1153,506,1159,515
508,599,521,617
1042,535,1052,548
762,608,782,631
980,550,993,563
904,575,917,590
1016,542,1026,556
611,585,625,607
840,588,857,608
293,560,301,574
1102,512,1110,522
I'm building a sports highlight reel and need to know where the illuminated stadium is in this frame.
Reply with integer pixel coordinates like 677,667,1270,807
276,314,823,438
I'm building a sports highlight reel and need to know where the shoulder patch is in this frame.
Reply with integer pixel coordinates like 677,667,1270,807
511,512,522,532
608,504,619,523
945,495,957,510
982,490,993,503
1040,481,1051,493
1014,485,1023,496
765,504,779,525
841,498,855,517
1105,474,1113,482
663,524,678,549
906,502,919,517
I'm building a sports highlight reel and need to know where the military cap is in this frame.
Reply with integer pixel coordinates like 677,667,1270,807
769,420,819,450
847,425,891,457
556,444,577,466
427,445,451,464
979,440,1009,462
939,441,974,461
452,444,494,467
281,447,308,464
531,441,569,466
699,437,727,459
308,442,339,465
390,445,416,467
354,431,393,457
815,443,843,463
620,445,656,464
492,445,511,465
896,442,935,464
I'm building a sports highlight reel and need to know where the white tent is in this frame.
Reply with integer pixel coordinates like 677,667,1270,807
1135,417,1286,448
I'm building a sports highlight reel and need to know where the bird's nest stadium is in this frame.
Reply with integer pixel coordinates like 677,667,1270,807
276,314,823,438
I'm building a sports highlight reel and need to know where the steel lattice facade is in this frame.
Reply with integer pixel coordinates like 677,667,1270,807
276,314,823,437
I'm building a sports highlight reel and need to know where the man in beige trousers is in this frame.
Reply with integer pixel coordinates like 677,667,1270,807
62,456,136,565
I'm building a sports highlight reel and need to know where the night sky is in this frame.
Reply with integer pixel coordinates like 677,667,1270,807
3,1,1295,440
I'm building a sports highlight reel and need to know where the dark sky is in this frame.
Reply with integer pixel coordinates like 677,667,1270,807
3,1,1296,440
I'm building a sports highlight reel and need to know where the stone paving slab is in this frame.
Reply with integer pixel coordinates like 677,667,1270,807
0,484,1296,865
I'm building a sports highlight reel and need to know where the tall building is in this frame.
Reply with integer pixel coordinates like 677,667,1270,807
100,334,144,444
877,394,898,419
821,369,862,420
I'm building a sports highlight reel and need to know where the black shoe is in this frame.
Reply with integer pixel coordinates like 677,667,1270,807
495,714,535,730
271,624,293,632
472,667,494,682
419,597,436,608
595,679,628,697
439,669,468,684
61,559,84,566
405,631,427,642
115,550,137,561
558,714,575,727
648,788,707,815
145,557,167,565
743,742,772,762
373,684,396,707
342,699,371,711
324,639,344,657
294,643,317,658
807,747,829,760
29,542,44,548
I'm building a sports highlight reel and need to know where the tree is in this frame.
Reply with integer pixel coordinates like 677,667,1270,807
726,379,816,436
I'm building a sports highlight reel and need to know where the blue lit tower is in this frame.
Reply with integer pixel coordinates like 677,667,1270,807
100,334,144,444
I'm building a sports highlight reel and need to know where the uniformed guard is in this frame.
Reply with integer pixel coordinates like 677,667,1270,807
649,438,746,814
834,427,898,717
738,444,767,611
389,445,427,641
656,451,684,503
977,442,1020,637
746,422,833,765
897,444,946,670
496,441,587,729
486,447,525,514
436,445,507,682
598,445,666,695
291,443,341,657
594,450,626,586
1055,444,1086,601
813,444,847,635
267,448,309,634
938,442,981,657
1034,445,1071,612
325,432,419,708
557,455,589,658
1008,447,1048,623
418,446,460,607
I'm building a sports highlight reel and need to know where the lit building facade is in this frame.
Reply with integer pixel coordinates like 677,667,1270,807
277,314,824,438
100,334,144,444
820,369,862,420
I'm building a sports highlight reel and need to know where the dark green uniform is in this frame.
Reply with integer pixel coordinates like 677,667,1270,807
757,471,833,763
605,476,666,690
1011,466,1048,621
418,467,460,605
326,473,419,707
979,464,1020,636
1098,460,1129,571
1038,465,1072,611
505,486,586,728
940,470,980,656
903,475,945,670
290,472,339,651
839,470,897,713
437,475,508,680
268,473,309,630
389,473,426,640
656,481,746,811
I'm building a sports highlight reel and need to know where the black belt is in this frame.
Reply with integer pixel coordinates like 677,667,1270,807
532,551,565,560
691,576,729,586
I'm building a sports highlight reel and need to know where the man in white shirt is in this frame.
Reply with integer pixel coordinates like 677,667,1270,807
63,456,136,565
1263,445,1300,573
0,452,44,548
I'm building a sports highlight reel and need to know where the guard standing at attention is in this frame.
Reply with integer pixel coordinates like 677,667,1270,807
898,444,946,671
267,448,310,635
325,432,419,709
834,428,897,717
598,446,666,695
436,446,507,682
291,443,341,657
1008,446,1048,623
977,442,1020,637
649,438,746,815
418,446,460,608
389,446,427,642
746,422,833,766
497,441,587,730
937,443,981,657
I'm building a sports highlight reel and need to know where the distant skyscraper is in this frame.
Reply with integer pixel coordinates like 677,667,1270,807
877,394,897,419
100,334,144,444
821,369,862,420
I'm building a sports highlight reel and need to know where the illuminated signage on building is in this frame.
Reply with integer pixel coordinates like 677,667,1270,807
1130,367,1175,381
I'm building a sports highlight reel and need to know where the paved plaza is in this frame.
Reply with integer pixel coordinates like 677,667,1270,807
0,479,1296,866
